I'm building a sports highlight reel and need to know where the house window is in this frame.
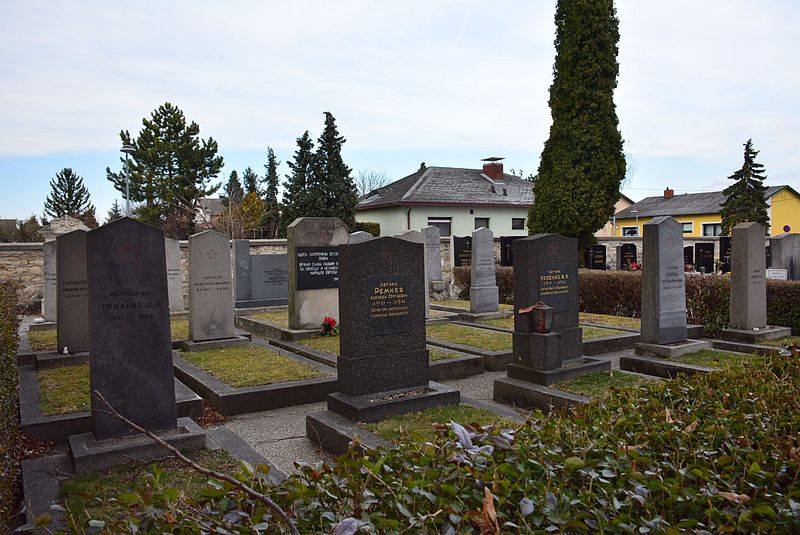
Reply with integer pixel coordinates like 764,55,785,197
703,223,723,236
474,217,490,229
427,217,452,237
512,218,525,230
621,226,639,237
681,222,693,234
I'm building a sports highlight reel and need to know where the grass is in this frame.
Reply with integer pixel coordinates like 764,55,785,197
674,349,759,369
476,317,513,330
170,319,188,341
758,335,800,347
38,363,90,415
364,404,515,443
555,370,655,399
249,309,289,326
300,336,463,362
60,449,239,533
429,348,462,361
28,328,57,351
474,318,625,339
579,312,641,329
426,323,512,351
435,299,513,310
182,345,326,388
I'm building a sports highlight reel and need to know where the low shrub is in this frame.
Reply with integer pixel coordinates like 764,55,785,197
768,280,800,335
452,266,513,304
578,270,641,317
352,221,380,236
0,282,20,531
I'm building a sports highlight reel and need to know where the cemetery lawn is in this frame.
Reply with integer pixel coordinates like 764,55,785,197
674,349,759,369
426,323,512,351
300,337,463,362
555,370,655,399
60,449,239,533
429,348,461,361
182,346,326,387
476,317,626,339
170,319,188,341
38,363,89,415
579,312,640,329
435,299,513,310
28,328,57,351
249,309,289,326
364,404,515,443
758,335,800,347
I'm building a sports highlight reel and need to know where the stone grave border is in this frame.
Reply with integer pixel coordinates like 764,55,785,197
711,339,788,357
172,340,337,416
424,335,512,371
493,378,590,413
235,312,318,342
18,365,202,445
620,355,715,378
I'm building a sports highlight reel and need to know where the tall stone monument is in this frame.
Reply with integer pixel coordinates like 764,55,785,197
469,227,499,313
165,237,184,314
770,233,800,280
288,218,348,330
422,226,443,281
56,229,89,354
42,241,57,323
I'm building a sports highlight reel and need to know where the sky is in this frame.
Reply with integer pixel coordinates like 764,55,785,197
1,1,799,221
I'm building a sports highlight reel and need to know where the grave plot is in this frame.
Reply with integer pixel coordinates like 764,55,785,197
425,322,513,370
431,299,513,313
235,306,318,342
673,349,760,369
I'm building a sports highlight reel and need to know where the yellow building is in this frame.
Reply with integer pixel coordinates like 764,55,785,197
612,186,800,237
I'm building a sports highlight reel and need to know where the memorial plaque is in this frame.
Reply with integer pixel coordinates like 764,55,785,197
451,236,472,268
770,233,800,280
367,274,411,336
695,242,715,273
295,246,339,290
616,243,637,270
232,240,251,302
729,222,767,330
584,245,606,270
165,237,184,313
719,236,732,273
641,217,687,345
250,254,288,306
683,245,694,268
56,230,89,353
500,236,522,267
188,230,235,341
537,263,571,312
766,268,787,280
422,226,443,281
42,241,57,322
87,218,176,440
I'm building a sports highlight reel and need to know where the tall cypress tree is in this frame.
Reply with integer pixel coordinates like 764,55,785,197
44,168,95,221
720,139,769,234
242,167,261,196
224,170,244,205
262,147,281,238
312,112,358,228
280,131,317,235
528,0,626,252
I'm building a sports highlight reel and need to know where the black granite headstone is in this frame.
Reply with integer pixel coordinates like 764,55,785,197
584,245,607,270
337,237,428,396
719,236,732,273
87,218,176,440
695,243,715,273
616,243,637,270
500,236,522,267
683,245,694,268
451,236,472,268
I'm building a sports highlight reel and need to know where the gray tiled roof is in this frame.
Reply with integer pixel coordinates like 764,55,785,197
615,185,791,218
357,166,534,210
198,197,225,215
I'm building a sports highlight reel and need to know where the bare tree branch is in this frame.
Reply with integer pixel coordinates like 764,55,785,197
355,169,391,197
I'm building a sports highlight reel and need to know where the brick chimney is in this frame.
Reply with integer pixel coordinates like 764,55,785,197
664,187,674,200
481,157,505,180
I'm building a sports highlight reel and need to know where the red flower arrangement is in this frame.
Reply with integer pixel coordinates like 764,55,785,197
320,316,339,337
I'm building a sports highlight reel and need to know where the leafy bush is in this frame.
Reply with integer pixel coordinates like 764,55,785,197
89,351,800,533
767,280,800,336
452,266,514,304
578,270,641,318
0,282,20,531
352,221,380,236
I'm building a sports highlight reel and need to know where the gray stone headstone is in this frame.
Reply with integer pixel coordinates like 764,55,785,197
348,231,373,244
397,230,430,317
232,240,251,302
165,237,184,314
87,217,176,440
469,227,499,313
56,230,89,353
188,230,235,341
729,222,767,330
288,217,349,329
770,233,800,280
337,237,428,396
641,217,687,345
422,226,443,281
250,254,288,306
42,241,57,322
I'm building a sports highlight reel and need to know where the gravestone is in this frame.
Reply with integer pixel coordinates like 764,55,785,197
616,243,637,270
500,236,522,267
323,236,458,422
683,245,694,268
42,241,57,322
249,254,289,307
288,217,348,330
695,242,715,273
165,237,184,314
188,230,235,341
728,223,766,330
86,218,177,439
719,236,732,274
451,235,472,268
770,233,800,280
397,230,430,317
584,244,607,270
56,230,89,354
232,240,251,305
422,226,443,281
348,231,373,244
469,227,499,313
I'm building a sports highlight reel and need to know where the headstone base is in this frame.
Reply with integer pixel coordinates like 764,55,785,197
235,298,288,309
326,382,460,423
179,335,250,352
505,357,610,386
634,339,711,358
29,321,56,332
337,349,430,397
719,326,791,344
513,332,560,369
493,377,589,412
469,286,499,313
68,417,206,474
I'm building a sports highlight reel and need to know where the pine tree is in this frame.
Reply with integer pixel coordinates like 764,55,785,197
312,112,358,228
106,200,123,223
721,139,769,234
105,102,222,234
44,168,95,221
242,168,260,196
262,147,281,238
225,171,245,205
528,0,626,253
280,131,317,235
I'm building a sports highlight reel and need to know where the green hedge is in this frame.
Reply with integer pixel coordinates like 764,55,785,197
0,282,20,531
452,266,514,304
352,221,381,236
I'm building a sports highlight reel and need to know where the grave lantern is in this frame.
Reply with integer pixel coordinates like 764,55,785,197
519,302,553,333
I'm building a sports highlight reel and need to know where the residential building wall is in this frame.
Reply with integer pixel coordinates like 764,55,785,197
769,188,800,234
596,197,634,237
614,213,726,238
357,205,530,236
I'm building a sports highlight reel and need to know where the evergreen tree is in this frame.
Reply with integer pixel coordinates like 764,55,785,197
280,131,317,235
44,168,95,221
721,139,769,234
312,112,358,228
262,147,281,238
528,0,626,253
106,102,222,234
106,200,123,223
225,170,245,205
242,168,260,196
